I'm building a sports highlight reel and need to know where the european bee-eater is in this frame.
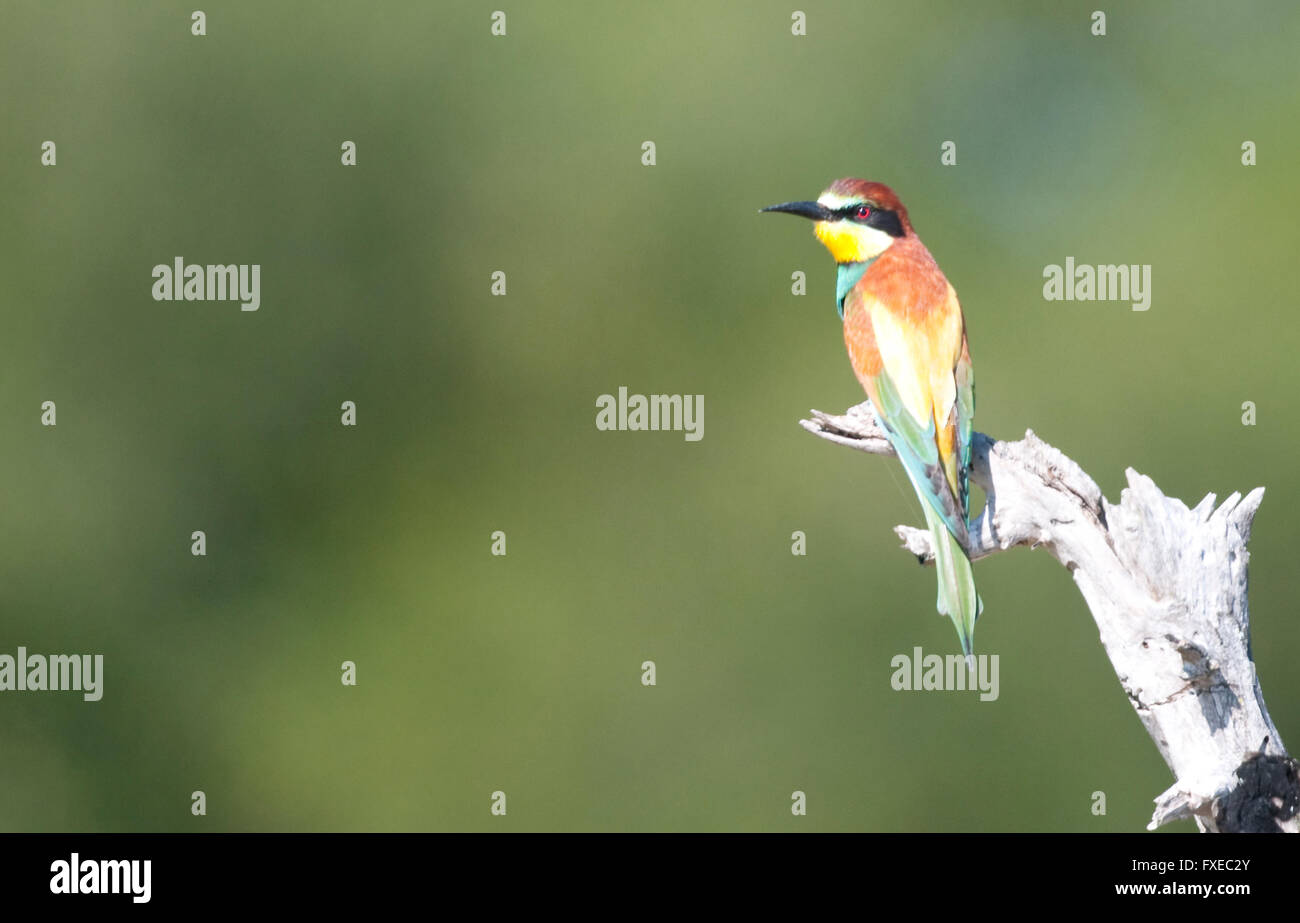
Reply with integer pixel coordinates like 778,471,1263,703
763,179,983,659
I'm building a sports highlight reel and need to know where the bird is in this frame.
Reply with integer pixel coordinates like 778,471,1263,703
762,178,982,662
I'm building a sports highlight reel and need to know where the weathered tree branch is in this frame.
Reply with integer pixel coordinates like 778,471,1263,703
801,400,1298,832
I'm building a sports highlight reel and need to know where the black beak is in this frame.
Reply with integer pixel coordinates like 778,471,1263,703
760,200,834,221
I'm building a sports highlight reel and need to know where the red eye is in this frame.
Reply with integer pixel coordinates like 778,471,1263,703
855,205,871,219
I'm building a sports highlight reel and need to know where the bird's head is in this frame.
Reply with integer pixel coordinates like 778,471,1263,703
762,178,911,263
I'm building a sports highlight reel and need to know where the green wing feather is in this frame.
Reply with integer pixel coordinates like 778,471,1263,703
870,343,982,659
871,369,970,549
955,342,975,516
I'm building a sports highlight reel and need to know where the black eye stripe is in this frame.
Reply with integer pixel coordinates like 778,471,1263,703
839,203,905,238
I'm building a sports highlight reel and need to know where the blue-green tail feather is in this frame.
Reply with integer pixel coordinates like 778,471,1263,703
919,501,981,658
868,369,982,657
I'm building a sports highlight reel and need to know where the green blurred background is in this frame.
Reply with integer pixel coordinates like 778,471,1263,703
1,1,1296,831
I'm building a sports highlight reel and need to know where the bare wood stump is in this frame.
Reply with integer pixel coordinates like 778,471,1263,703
801,400,1298,832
